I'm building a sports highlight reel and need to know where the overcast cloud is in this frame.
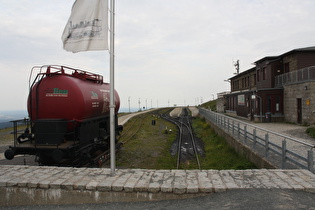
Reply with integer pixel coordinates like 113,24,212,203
0,0,315,111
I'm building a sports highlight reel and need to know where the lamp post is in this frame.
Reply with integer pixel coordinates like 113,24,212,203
128,96,131,113
138,98,141,111
254,93,263,122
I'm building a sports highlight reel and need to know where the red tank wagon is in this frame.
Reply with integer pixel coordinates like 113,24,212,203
5,65,122,166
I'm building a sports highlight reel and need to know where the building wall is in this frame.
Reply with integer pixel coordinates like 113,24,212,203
297,52,315,69
283,54,298,72
230,68,256,92
216,97,226,113
283,81,315,125
283,52,315,72
255,60,282,89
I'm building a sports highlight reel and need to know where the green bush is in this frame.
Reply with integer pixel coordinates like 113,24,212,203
306,127,315,138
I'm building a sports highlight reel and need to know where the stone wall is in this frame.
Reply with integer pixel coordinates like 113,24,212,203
283,54,298,71
216,97,226,113
283,81,315,125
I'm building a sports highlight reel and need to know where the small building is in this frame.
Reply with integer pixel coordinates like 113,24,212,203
216,91,229,113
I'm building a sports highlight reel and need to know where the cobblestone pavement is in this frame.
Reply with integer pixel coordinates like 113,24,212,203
1,165,315,206
1,167,314,193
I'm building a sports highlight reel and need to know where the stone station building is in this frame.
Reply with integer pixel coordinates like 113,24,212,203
223,46,315,125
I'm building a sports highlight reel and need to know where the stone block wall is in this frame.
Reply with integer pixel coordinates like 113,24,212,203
283,81,315,125
216,97,226,113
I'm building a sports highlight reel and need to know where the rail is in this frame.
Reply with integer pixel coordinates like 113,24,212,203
161,108,201,170
198,108,315,173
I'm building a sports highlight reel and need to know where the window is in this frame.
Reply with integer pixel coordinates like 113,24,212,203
257,70,260,82
263,67,266,80
267,96,271,112
276,96,280,112
284,62,289,73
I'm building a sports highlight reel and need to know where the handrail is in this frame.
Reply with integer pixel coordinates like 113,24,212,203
275,66,315,87
202,108,315,148
198,107,315,172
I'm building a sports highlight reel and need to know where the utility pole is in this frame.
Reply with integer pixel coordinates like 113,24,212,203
128,96,131,112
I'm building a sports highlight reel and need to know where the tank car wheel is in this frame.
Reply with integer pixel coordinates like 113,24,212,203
38,152,52,165
52,149,64,162
4,149,15,160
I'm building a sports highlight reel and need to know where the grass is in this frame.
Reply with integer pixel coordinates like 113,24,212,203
192,117,257,170
115,109,177,169
114,108,257,170
0,126,21,146
200,100,217,111
306,126,315,138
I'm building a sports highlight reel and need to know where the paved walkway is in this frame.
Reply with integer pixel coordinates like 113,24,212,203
169,107,182,117
118,109,157,125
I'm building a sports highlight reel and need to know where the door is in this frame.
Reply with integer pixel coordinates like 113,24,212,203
297,98,302,124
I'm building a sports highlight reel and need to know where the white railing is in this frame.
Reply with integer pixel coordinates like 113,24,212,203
198,108,315,173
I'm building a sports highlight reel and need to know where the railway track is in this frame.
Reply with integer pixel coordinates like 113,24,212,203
161,108,202,170
94,115,145,167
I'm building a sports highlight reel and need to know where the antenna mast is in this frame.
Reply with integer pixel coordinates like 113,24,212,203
234,60,239,75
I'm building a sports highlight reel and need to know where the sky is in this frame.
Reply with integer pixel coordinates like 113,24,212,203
1,0,315,111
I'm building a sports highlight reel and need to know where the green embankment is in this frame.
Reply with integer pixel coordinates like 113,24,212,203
114,109,257,170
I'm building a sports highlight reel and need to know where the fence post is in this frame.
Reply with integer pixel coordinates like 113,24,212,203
237,123,240,139
253,128,256,149
282,140,286,169
228,119,230,133
308,150,314,173
224,117,226,130
244,125,247,143
265,133,269,157
232,121,235,135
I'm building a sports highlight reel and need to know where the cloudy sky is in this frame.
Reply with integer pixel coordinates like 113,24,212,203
1,0,315,111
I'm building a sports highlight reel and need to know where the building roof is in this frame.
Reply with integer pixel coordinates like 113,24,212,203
254,46,315,64
228,67,255,80
226,46,315,81
281,46,315,57
253,56,280,64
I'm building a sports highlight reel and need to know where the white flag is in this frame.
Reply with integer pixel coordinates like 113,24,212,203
62,0,108,53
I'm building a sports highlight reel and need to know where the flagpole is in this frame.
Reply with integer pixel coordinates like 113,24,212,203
109,0,116,176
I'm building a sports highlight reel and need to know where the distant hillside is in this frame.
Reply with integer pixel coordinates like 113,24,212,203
0,110,28,129
200,100,217,111
0,122,12,129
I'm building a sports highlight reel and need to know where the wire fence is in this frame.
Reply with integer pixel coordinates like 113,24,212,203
198,108,315,173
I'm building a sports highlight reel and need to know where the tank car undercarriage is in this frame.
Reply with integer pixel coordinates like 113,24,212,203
5,117,122,167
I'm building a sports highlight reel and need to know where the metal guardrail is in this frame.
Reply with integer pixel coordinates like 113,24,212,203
275,66,315,87
198,108,315,173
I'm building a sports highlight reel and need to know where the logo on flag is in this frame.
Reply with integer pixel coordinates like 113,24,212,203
62,0,108,53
